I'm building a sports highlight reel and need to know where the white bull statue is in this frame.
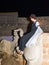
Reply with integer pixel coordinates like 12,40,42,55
23,33,49,65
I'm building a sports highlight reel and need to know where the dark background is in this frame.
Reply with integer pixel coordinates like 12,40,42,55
0,0,49,17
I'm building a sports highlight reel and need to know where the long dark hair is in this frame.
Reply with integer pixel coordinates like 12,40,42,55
29,14,37,19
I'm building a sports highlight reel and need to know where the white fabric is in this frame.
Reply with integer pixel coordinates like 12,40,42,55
26,22,43,47
35,22,40,27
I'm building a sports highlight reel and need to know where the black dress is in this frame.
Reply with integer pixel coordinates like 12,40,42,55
18,23,37,51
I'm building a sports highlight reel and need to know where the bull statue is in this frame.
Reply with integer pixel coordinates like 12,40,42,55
23,33,49,65
0,28,24,56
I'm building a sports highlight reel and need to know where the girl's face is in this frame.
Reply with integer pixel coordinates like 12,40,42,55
30,18,36,23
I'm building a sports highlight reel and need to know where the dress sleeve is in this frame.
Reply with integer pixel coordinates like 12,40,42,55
35,22,40,27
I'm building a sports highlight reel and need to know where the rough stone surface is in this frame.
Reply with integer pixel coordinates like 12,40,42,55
1,56,20,65
0,13,49,36
0,12,18,36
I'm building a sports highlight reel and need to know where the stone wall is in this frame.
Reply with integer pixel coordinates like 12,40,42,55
18,17,49,33
37,17,49,32
18,17,29,33
0,12,18,36
0,12,49,36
